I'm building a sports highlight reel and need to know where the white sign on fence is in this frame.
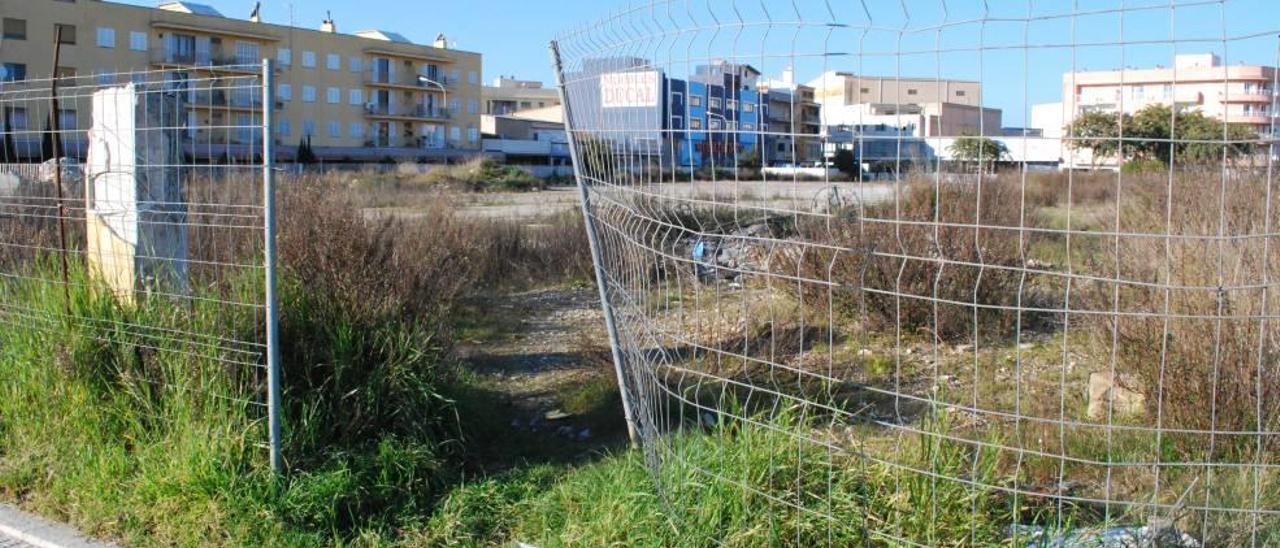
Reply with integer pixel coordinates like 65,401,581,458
600,71,660,108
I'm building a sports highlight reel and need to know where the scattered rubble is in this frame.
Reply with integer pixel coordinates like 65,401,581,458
1086,372,1146,420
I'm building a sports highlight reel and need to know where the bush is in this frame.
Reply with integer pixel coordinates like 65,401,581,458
1121,158,1166,175
794,177,1036,342
1082,173,1280,456
410,158,543,192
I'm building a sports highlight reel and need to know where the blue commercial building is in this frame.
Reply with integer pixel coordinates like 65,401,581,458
667,76,762,169
565,58,765,171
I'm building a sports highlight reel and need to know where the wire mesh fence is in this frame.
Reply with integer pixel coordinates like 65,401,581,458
0,65,278,464
554,0,1280,544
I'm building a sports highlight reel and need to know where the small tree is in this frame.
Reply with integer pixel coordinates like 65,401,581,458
948,136,1008,174
1065,110,1125,167
575,135,613,178
832,148,858,179
1067,104,1258,168
296,135,317,164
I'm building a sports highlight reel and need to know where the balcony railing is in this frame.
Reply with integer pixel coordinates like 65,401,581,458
363,104,451,120
150,49,259,71
364,70,451,89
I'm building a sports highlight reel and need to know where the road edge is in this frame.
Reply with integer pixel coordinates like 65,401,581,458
0,504,114,548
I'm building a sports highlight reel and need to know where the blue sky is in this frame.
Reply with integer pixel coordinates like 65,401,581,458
118,0,1279,126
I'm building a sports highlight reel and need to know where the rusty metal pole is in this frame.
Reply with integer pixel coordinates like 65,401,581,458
49,25,72,314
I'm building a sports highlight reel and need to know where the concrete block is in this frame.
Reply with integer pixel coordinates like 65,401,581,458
85,83,189,301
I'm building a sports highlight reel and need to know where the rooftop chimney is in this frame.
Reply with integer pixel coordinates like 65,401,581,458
433,33,449,49
249,2,262,23
321,11,337,33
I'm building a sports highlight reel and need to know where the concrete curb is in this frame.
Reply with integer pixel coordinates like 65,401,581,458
0,505,114,548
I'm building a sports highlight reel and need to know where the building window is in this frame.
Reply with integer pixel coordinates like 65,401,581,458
742,123,754,130
860,87,870,94
690,96,703,107
58,109,77,130
671,115,683,129
278,119,291,137
3,18,26,40
726,99,738,111
450,69,461,83
97,72,116,85
709,97,722,109
328,121,342,138
449,98,460,113
278,84,292,101
468,127,479,143
96,27,115,48
689,118,703,130
277,48,292,66
468,70,478,85
907,88,918,95
235,41,260,65
709,118,723,130
450,126,461,141
326,87,341,104
129,31,147,51
350,122,364,138
467,99,478,114
302,120,316,136
1,63,26,82
349,89,363,105
4,107,28,130
956,90,966,97
349,57,362,73
327,54,341,70
743,102,755,113
55,23,77,45
302,86,316,103
302,51,316,68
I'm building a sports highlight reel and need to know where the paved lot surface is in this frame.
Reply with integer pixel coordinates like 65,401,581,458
0,505,113,548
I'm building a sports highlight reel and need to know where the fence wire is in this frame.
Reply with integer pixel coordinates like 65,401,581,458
555,1,1280,545
0,67,272,449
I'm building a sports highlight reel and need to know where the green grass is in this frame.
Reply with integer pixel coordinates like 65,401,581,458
0,258,465,545
422,408,1015,547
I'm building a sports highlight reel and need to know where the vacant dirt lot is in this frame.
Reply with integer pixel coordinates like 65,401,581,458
364,180,896,221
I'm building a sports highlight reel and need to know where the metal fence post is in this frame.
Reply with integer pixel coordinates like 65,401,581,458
548,40,639,444
261,58,284,474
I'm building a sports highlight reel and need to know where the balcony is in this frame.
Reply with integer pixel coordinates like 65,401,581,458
363,104,450,121
150,49,260,73
364,70,452,91
1221,92,1275,104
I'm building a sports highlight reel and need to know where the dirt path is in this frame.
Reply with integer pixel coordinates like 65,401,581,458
455,285,627,465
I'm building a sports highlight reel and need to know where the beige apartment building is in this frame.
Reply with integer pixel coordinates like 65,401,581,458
1060,53,1276,135
1032,53,1277,168
482,77,560,115
0,0,483,161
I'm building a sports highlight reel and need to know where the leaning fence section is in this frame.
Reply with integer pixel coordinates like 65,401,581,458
0,66,275,461
555,1,1280,545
